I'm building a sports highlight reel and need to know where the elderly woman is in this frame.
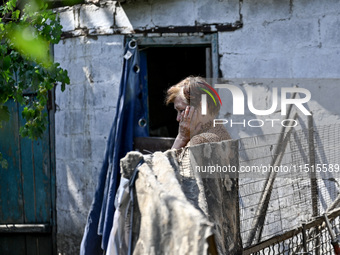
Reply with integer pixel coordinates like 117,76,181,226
166,76,231,149
165,76,242,255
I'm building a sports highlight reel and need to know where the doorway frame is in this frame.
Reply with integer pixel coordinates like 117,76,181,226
127,33,219,149
126,33,219,78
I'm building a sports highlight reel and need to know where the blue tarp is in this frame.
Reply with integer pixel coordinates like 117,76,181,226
80,40,148,255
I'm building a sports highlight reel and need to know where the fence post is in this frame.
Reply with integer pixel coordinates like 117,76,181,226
302,223,308,252
308,113,320,255
308,113,318,217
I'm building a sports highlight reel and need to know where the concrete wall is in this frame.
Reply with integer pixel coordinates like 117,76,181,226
54,0,340,254
217,0,340,137
219,0,340,78
122,0,240,28
54,32,124,254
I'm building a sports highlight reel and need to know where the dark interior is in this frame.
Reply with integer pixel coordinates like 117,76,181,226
143,46,207,138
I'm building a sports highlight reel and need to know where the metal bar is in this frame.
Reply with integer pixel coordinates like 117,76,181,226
302,223,308,252
0,224,51,233
243,207,340,254
243,228,302,255
133,35,213,46
308,114,318,217
205,47,212,78
130,23,243,34
324,213,340,255
62,23,243,38
325,214,336,241
327,195,340,212
31,140,37,222
130,34,215,49
211,33,219,79
49,86,58,255
308,114,320,255
16,100,26,224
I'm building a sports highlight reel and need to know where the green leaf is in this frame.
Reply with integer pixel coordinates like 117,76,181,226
3,56,11,70
1,159,8,169
0,0,70,161
12,10,20,20
11,0,17,8
0,105,10,123
7,24,52,68
0,152,8,169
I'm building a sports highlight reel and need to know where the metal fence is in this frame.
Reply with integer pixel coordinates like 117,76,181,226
238,123,340,253
243,208,340,255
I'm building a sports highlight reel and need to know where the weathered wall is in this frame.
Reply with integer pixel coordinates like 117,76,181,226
122,0,240,28
54,32,124,253
54,0,340,254
217,0,340,138
219,0,340,78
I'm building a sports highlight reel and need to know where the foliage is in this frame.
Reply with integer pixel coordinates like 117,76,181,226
0,0,70,167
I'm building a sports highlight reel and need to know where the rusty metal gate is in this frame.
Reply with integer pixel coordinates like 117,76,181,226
0,98,56,255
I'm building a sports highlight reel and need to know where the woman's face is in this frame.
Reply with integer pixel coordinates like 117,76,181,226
173,93,188,122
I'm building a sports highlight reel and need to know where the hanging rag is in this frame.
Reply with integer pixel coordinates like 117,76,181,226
105,140,243,255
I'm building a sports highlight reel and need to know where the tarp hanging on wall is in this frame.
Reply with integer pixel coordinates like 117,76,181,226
80,39,148,255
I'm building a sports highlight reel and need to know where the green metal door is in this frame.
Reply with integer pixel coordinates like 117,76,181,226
0,98,56,255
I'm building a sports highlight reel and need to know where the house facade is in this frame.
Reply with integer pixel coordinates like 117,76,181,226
54,0,340,254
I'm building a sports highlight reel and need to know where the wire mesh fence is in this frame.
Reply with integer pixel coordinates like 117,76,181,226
243,208,340,255
238,123,340,253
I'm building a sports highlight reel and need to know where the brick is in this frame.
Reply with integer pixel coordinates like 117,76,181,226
67,110,88,135
55,84,70,111
55,134,73,160
54,37,86,62
152,0,196,27
89,108,115,136
90,135,107,160
123,0,195,28
320,15,340,48
293,0,340,18
68,85,85,110
59,9,76,32
122,1,152,28
83,37,103,57
101,36,125,58
242,0,291,24
79,4,114,29
65,57,88,85
87,82,120,109
115,5,134,33
72,136,92,159
220,53,292,78
89,56,123,83
196,0,240,24
291,48,340,78
219,17,318,55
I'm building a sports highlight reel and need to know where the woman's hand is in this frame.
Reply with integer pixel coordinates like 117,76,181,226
172,106,202,149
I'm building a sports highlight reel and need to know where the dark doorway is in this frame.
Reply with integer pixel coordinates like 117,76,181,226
143,46,207,138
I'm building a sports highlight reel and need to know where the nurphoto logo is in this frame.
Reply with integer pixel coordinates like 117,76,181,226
200,84,312,128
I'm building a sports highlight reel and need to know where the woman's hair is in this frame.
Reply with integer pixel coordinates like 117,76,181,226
165,76,220,116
